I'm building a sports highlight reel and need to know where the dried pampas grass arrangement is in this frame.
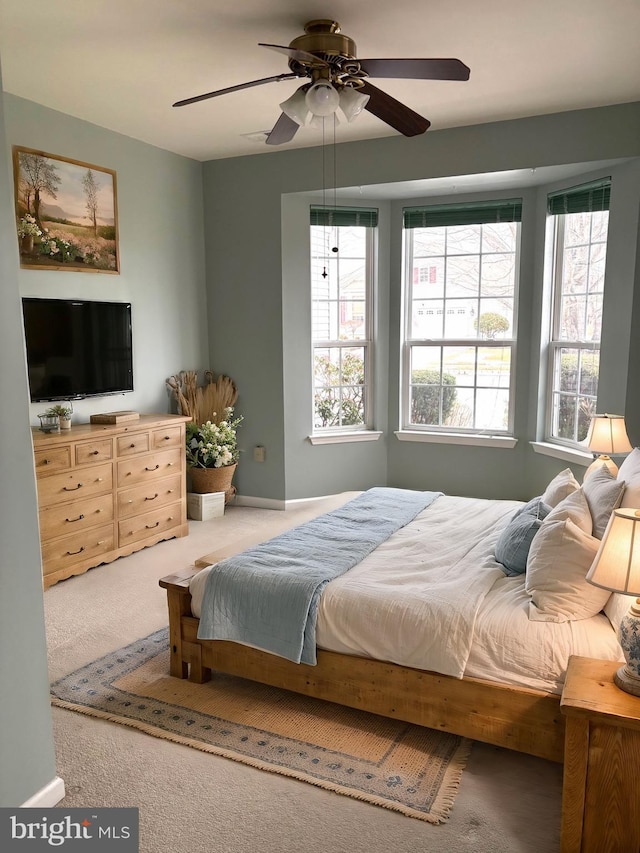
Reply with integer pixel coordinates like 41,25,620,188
166,370,238,425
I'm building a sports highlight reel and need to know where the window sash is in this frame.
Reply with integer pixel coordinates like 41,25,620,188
311,224,374,432
402,216,520,434
545,206,609,445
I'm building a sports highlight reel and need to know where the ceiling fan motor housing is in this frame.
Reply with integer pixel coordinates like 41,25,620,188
289,20,357,68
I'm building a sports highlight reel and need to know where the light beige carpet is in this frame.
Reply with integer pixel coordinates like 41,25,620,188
51,628,471,823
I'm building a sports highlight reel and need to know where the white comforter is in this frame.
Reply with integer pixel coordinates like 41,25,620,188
190,494,624,693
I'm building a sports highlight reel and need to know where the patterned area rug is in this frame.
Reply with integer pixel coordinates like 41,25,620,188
50,629,472,823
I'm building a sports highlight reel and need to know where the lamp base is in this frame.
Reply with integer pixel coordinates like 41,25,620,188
616,600,640,695
614,665,640,697
584,455,618,480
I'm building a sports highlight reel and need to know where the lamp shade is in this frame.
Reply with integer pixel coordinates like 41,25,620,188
279,87,310,126
586,508,640,596
586,414,633,455
305,81,340,117
339,86,370,122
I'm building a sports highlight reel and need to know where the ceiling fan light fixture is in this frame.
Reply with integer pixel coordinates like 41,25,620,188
279,88,310,125
339,86,370,122
305,81,340,116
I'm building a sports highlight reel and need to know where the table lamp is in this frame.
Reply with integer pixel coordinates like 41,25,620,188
586,508,640,696
584,413,633,478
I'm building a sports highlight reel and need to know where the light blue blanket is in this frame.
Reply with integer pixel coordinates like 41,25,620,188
197,487,442,664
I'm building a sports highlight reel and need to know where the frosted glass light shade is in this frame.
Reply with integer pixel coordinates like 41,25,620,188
305,81,340,116
279,88,309,126
339,86,370,122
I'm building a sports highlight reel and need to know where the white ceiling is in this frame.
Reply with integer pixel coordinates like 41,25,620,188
0,0,639,163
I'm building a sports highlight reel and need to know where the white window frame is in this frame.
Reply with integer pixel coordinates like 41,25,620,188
545,206,609,447
401,216,521,437
310,224,376,434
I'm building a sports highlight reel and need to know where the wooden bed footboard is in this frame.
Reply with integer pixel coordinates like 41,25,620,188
159,571,565,763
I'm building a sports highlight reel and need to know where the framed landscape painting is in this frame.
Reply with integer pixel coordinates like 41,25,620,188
13,146,119,273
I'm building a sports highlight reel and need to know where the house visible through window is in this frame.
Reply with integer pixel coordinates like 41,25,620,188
545,179,610,444
402,199,522,433
310,206,377,431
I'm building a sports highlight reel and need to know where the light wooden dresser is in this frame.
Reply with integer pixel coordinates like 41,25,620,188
32,414,191,587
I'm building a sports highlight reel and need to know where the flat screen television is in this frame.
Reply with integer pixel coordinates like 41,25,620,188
22,297,134,403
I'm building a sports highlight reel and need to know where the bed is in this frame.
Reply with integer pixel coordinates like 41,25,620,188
160,458,640,764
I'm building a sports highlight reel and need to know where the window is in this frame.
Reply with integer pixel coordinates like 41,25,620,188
546,180,610,444
402,199,522,434
310,206,377,431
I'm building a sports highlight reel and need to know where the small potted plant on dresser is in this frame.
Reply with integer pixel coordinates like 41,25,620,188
44,403,73,430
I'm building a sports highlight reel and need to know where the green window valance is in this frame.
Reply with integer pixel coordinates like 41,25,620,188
310,206,378,227
403,198,522,229
547,178,611,215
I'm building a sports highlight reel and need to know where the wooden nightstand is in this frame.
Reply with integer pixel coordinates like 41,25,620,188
560,655,640,853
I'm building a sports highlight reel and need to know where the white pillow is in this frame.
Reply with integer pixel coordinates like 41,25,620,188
582,465,626,538
544,488,592,533
525,518,609,622
541,468,580,508
604,592,636,632
618,448,640,507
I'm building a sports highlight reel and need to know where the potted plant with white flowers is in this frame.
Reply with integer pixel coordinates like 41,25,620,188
185,407,243,502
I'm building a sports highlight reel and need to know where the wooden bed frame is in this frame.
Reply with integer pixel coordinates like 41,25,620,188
160,562,566,764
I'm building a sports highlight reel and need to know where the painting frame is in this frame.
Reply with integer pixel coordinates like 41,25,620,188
13,146,120,274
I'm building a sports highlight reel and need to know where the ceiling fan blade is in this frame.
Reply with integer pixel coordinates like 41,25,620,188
359,58,470,81
173,73,299,107
259,43,329,69
359,80,430,137
265,112,300,146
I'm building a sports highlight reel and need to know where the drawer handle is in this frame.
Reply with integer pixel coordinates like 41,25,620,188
130,443,136,448
145,465,160,472
97,540,106,546
146,521,160,529
92,450,99,456
168,462,174,467
163,435,171,440
66,514,85,523
144,493,159,501
96,478,104,483
63,483,83,491
66,546,85,556
42,458,50,465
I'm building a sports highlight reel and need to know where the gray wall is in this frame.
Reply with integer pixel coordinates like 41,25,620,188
203,102,640,502
4,94,209,426
0,67,57,807
0,93,209,804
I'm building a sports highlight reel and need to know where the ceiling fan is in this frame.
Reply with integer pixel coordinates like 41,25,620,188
173,19,470,145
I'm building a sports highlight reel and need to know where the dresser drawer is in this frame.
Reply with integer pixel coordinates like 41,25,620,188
117,448,182,488
75,438,113,466
34,446,72,474
152,425,184,450
117,432,150,457
41,523,115,577
118,502,182,546
39,493,114,541
117,474,182,520
36,462,113,507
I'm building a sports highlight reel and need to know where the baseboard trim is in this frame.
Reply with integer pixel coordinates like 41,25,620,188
233,493,351,511
21,776,66,808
